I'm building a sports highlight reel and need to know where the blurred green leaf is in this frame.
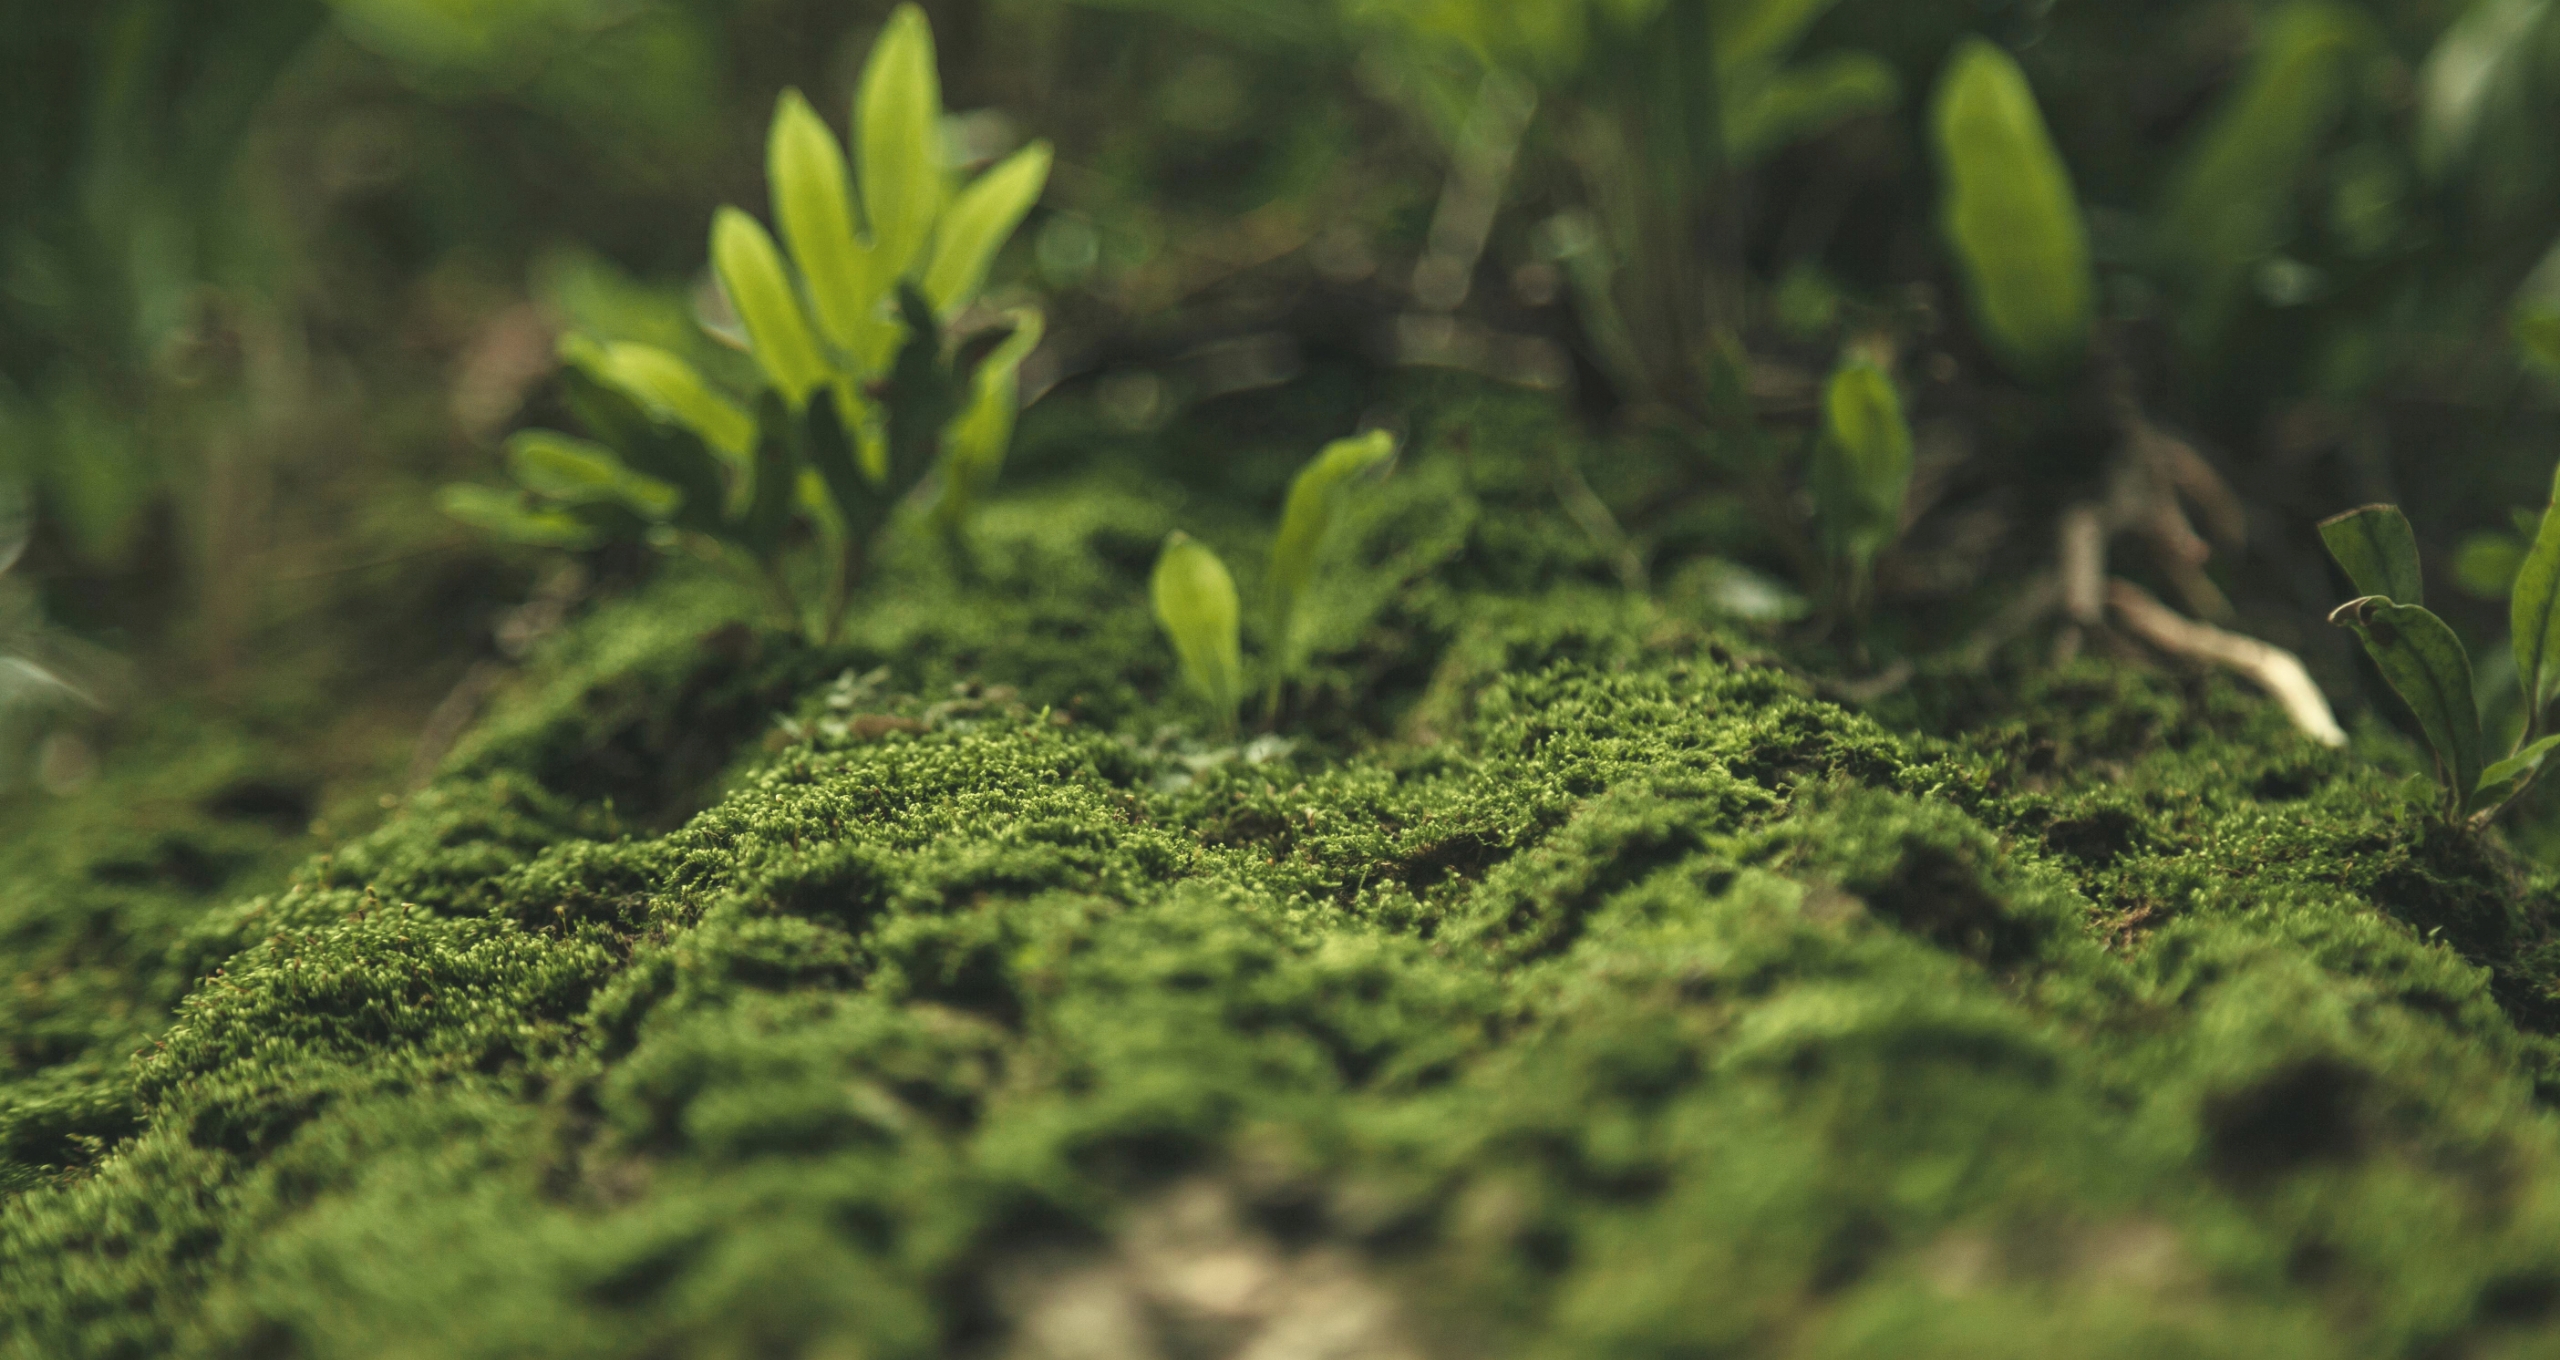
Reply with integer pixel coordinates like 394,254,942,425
2155,3,2366,351
577,339,755,464
924,141,1053,316
739,392,803,554
936,308,1045,530
711,207,829,404
857,4,948,287
559,365,731,533
1931,38,2094,380
1725,52,1897,165
2319,504,2425,605
2330,596,2483,811
2457,531,2527,599
769,88,887,362
1153,531,1246,726
1810,359,1912,567
1269,430,1398,671
503,430,680,521
2518,309,2560,376
436,484,603,550
2418,0,2549,176
2511,462,2560,712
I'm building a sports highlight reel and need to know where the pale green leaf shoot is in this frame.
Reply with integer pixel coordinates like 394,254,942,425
1153,532,1247,726
711,208,829,402
1931,38,2095,379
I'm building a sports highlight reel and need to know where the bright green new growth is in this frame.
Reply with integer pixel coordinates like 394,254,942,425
439,3,1052,642
1931,38,2095,380
1151,532,1246,727
2321,478,2560,823
1269,430,1399,681
1808,358,1912,610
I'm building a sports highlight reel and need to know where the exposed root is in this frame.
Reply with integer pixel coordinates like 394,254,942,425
2107,580,2346,747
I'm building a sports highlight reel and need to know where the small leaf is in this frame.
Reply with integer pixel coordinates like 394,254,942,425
711,207,830,403
2319,504,2425,605
881,283,960,489
585,340,755,462
559,365,731,533
2330,595,2484,812
857,4,948,287
2510,461,2560,713
437,485,604,550
935,308,1045,530
924,141,1052,316
504,430,680,521
2479,733,2560,796
1268,430,1399,673
1810,359,1912,565
801,387,882,540
2455,532,2525,600
1931,38,2095,379
1153,532,1246,727
769,89,890,361
2520,310,2560,376
1724,52,1899,165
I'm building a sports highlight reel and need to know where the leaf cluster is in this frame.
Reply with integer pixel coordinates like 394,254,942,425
1151,430,1399,730
2321,480,2560,825
439,5,1052,642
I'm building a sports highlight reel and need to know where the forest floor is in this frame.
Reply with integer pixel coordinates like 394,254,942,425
7,378,2560,1359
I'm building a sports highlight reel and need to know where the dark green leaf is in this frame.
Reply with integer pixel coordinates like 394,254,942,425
738,391,804,554
2510,460,2560,713
2330,596,2483,812
880,283,960,490
2319,504,2424,605
560,366,731,534
801,387,884,540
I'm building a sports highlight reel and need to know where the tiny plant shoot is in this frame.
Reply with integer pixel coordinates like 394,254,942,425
439,4,1051,643
1152,533,1245,730
1151,430,1400,730
2322,472,2560,826
1808,356,1914,618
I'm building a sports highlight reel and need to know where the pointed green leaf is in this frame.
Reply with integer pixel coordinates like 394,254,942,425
580,340,755,463
2479,733,2560,796
2319,504,2425,606
2510,462,2560,713
1931,38,2095,380
504,430,681,521
437,484,604,550
769,88,889,361
801,386,883,540
857,4,947,286
1810,359,1912,564
711,207,830,403
881,283,960,490
557,365,732,533
1724,52,1898,165
924,141,1052,316
1153,531,1246,726
1269,430,1399,670
2330,596,2484,811
935,308,1044,530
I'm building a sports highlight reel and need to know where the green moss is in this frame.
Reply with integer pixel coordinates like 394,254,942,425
12,389,2560,1356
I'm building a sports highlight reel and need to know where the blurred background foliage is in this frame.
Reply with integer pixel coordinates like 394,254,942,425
11,0,2560,836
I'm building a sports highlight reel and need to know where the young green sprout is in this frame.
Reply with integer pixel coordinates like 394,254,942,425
1150,430,1400,731
1152,532,1246,730
439,3,1052,643
1808,356,1913,618
2322,468,2560,825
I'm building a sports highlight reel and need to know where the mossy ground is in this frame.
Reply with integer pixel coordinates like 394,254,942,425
9,383,2560,1357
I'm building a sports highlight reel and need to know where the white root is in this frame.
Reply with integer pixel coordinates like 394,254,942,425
2107,580,2346,748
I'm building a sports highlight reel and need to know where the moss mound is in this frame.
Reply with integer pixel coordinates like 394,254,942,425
10,391,2560,1357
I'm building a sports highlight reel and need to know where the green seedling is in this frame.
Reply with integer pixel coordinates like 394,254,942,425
1152,532,1246,730
2322,476,2560,825
1150,431,1401,729
1808,357,1914,617
1931,38,2095,381
440,3,1052,642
